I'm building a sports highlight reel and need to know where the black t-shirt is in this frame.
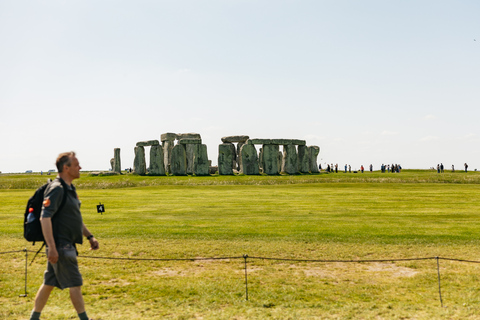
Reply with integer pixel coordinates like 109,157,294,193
41,177,83,245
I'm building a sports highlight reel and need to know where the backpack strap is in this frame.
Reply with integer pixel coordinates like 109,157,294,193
30,178,69,265
56,178,69,214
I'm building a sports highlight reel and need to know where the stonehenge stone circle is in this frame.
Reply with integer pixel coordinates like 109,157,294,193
118,133,320,177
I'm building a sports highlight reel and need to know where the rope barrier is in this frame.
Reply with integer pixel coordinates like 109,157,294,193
6,248,480,305
0,250,25,255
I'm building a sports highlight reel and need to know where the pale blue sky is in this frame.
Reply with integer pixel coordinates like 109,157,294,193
1,1,479,172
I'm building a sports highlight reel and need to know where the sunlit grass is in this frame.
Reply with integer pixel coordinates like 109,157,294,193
2,172,480,319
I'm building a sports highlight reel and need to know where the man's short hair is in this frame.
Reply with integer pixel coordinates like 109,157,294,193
56,152,76,173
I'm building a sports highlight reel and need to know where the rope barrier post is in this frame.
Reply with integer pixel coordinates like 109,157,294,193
20,248,28,297
436,257,443,307
243,254,248,301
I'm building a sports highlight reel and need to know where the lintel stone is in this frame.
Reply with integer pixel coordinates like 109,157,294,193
177,133,201,140
247,139,306,146
136,140,160,147
161,133,177,142
221,135,250,143
179,138,202,145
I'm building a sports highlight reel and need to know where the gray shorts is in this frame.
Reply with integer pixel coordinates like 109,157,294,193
44,243,83,289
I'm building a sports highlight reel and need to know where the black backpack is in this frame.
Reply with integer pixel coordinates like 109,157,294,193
24,179,67,245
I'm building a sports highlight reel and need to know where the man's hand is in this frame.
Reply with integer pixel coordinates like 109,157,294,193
47,246,59,264
89,237,99,250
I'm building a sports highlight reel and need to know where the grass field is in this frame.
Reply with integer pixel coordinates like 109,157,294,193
2,170,480,319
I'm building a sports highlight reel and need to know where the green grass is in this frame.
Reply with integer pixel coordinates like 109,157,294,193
2,171,480,319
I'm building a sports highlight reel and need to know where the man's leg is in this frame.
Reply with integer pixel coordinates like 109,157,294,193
69,286,85,313
34,284,54,312
70,286,90,320
30,284,54,319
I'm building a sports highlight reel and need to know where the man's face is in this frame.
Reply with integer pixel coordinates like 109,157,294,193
64,156,82,180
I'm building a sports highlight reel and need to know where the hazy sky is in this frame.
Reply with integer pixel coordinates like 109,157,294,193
1,1,479,173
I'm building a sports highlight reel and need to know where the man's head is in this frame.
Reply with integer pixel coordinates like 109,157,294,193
56,151,81,181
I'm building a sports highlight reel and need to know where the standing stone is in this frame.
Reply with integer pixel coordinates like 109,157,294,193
194,144,209,176
297,145,309,173
162,140,175,174
239,144,259,175
262,144,280,175
133,146,146,175
110,158,114,171
114,148,121,173
218,143,234,175
308,146,320,173
170,144,187,176
282,145,298,174
149,145,165,175
186,144,197,175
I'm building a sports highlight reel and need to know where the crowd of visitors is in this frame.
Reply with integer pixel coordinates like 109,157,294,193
435,163,469,173
319,163,402,173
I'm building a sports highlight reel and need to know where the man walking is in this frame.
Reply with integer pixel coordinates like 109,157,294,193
30,152,99,320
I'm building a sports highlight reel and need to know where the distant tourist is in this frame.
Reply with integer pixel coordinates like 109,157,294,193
465,163,468,173
452,164,455,172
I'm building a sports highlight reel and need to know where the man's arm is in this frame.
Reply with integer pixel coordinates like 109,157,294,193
40,217,58,264
82,223,99,250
